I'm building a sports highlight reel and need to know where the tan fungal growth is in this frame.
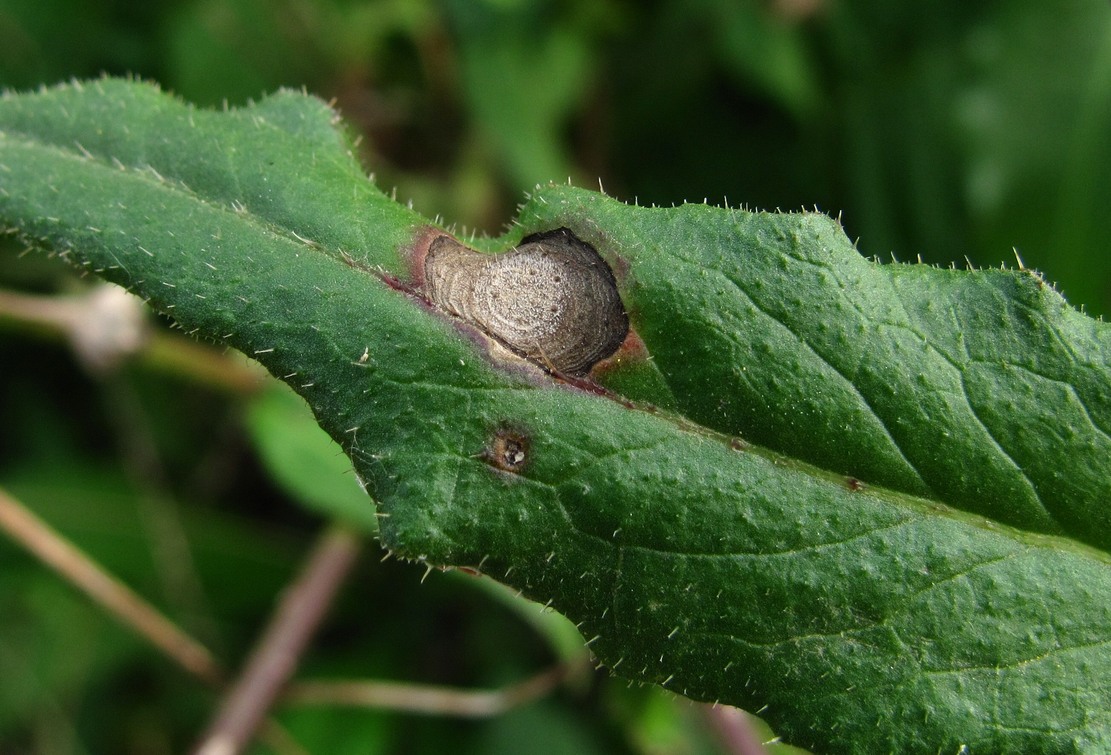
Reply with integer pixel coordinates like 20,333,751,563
422,228,629,376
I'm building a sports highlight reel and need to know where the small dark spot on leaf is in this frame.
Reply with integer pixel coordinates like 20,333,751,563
485,424,530,473
846,477,865,492
729,437,747,452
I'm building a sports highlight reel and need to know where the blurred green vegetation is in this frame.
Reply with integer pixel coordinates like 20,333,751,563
1,0,1109,752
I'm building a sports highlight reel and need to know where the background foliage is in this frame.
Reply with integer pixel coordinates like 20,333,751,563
1,1,1110,753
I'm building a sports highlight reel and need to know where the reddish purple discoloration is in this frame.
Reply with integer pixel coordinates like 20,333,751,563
591,329,650,377
402,225,448,289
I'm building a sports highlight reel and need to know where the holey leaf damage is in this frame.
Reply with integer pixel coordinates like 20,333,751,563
3,80,1111,753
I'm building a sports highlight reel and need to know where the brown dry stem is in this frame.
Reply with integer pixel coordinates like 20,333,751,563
0,485,225,684
192,523,362,755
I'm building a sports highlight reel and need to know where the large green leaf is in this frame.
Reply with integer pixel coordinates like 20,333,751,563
538,195,1111,548
2,79,1111,753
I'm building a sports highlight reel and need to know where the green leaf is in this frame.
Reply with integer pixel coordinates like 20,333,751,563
3,78,1111,753
522,194,1111,550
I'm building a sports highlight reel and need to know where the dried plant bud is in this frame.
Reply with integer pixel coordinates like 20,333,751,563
422,228,628,376
68,284,150,373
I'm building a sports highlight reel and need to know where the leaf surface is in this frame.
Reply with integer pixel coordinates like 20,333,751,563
2,79,1111,753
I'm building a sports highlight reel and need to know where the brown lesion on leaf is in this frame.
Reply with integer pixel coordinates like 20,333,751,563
399,225,666,417
483,424,531,474
407,225,631,378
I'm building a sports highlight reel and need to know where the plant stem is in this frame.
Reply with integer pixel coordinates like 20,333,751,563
283,661,578,717
192,523,363,755
0,485,224,686
0,286,265,393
